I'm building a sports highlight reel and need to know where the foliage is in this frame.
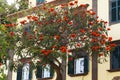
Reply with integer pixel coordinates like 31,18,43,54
0,1,116,79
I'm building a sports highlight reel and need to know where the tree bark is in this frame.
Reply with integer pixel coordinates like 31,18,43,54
7,50,14,80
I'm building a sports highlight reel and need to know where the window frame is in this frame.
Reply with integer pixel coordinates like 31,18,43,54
108,41,120,72
109,0,120,24
36,64,54,79
68,49,89,76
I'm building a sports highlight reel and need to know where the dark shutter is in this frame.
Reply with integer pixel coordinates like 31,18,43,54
29,65,32,80
68,56,74,75
16,65,22,80
50,67,54,77
84,56,88,73
36,65,42,78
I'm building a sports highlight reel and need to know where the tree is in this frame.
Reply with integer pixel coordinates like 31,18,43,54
0,1,116,80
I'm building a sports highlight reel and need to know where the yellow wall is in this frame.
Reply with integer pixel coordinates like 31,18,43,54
11,0,120,80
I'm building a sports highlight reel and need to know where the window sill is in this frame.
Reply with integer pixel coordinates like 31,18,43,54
107,68,120,72
37,77,53,80
68,72,88,77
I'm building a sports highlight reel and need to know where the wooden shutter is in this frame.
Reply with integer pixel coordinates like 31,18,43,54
68,56,74,75
16,65,22,80
84,56,89,73
36,65,42,78
29,65,32,80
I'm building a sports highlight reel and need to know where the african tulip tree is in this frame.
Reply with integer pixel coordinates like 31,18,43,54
0,1,116,80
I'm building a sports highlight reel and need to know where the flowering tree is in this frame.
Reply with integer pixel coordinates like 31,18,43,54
0,1,116,80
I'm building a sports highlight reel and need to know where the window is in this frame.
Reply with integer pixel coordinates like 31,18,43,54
36,64,54,79
36,0,45,5
22,63,30,80
16,63,32,80
110,0,120,22
68,56,89,76
111,45,120,69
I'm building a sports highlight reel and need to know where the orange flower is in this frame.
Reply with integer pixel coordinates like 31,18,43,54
40,49,52,56
67,49,72,53
60,46,67,53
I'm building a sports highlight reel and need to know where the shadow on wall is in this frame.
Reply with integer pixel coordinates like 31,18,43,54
112,76,120,80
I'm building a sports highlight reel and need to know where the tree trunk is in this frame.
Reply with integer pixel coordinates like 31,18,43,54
7,50,14,80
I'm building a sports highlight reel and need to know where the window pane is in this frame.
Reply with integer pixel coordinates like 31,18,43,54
112,1,116,8
112,46,120,69
42,64,50,78
22,63,30,80
118,0,120,6
118,7,120,20
111,8,117,21
74,58,84,74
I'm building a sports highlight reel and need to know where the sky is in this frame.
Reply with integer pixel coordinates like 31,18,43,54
7,0,15,5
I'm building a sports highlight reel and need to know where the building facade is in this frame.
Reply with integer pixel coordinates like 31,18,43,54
7,0,120,80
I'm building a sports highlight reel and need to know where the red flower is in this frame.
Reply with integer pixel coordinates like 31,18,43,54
108,37,112,42
0,63,2,66
9,32,14,36
68,21,73,25
27,15,32,19
64,16,68,21
68,57,73,61
32,16,38,21
55,35,60,40
106,46,111,51
39,34,43,40
109,43,117,47
20,20,27,24
23,31,28,35
69,2,74,6
76,43,81,47
80,4,87,7
80,29,85,33
49,8,54,12
70,33,76,38
41,50,52,56
52,45,58,49
107,28,111,30
67,49,72,53
60,46,67,53
74,0,78,4
99,53,104,57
